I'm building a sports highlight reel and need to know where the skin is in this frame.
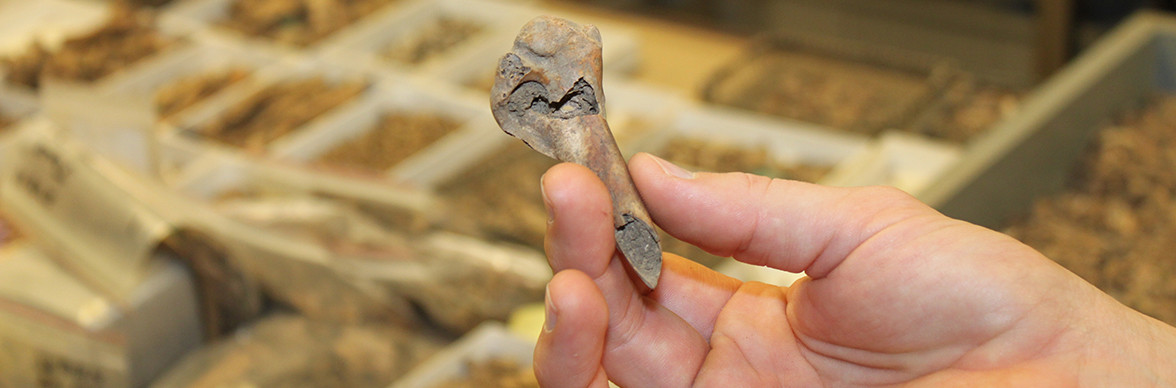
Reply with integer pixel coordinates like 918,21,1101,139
533,152,1176,387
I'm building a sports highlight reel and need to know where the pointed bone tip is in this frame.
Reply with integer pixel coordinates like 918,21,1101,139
619,243,661,291
638,264,660,290
616,218,663,291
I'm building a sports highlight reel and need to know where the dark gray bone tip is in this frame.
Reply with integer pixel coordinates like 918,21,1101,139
615,215,662,289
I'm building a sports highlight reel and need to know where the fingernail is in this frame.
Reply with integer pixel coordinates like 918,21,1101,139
544,283,557,333
540,172,554,225
649,154,695,179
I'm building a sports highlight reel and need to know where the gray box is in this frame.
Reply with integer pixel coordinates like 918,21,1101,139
0,244,202,388
922,11,1176,228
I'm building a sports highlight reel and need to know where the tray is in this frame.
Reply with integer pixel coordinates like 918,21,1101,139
318,0,528,76
267,77,495,187
0,243,201,388
166,155,428,326
33,39,282,177
391,322,535,388
829,131,962,198
97,40,282,122
923,11,1176,228
149,314,445,388
0,3,192,96
170,150,439,232
166,57,374,155
600,79,691,147
161,0,407,51
0,0,107,56
633,104,871,184
903,75,1024,144
701,31,958,137
171,154,551,333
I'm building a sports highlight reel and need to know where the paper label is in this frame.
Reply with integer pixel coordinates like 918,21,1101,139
2,124,172,300
0,300,128,388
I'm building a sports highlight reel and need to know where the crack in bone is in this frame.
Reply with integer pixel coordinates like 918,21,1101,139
507,79,599,119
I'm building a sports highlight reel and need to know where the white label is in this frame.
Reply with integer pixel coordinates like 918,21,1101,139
2,126,171,300
0,302,128,388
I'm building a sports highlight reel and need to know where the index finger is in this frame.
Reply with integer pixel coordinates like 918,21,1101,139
629,152,937,279
540,162,739,387
542,162,742,337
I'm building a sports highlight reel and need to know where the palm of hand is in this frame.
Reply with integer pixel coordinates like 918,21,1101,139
534,154,1112,387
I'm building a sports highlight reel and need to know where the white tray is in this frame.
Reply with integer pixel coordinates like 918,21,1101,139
0,2,195,96
319,0,527,76
169,148,439,227
602,80,694,151
164,154,427,326
0,242,201,388
0,0,107,56
267,76,496,188
391,322,535,388
828,130,962,196
162,0,411,53
165,56,376,156
96,40,284,122
633,104,871,185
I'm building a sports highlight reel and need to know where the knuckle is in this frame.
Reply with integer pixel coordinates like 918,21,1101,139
853,185,920,208
738,171,777,197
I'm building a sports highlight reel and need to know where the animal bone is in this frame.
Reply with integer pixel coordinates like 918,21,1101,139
489,16,661,290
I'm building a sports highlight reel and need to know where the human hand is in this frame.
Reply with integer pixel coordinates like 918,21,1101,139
533,153,1176,387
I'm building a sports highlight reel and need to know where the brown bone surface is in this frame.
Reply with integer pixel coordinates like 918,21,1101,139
489,16,661,290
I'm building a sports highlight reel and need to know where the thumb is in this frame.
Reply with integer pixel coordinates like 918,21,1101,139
533,270,610,388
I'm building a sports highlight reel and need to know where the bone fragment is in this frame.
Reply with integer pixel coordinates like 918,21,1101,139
489,16,661,290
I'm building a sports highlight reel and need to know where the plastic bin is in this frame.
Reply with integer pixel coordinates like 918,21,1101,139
267,77,496,187
391,322,535,388
166,57,374,156
922,11,1176,228
169,151,438,233
1,3,192,96
161,0,406,51
829,131,962,197
319,0,528,76
97,40,282,122
701,31,958,137
633,104,871,186
170,155,550,333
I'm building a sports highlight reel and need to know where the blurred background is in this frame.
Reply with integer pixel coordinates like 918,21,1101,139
2,0,1175,386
